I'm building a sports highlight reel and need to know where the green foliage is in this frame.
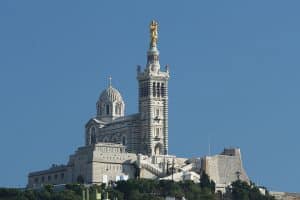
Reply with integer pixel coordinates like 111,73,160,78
114,179,216,200
0,180,215,200
52,190,81,200
0,185,82,200
200,171,216,193
0,188,20,198
65,183,83,196
226,180,275,200
105,188,124,200
159,180,183,197
44,184,54,193
76,175,85,184
0,179,276,200
23,189,36,200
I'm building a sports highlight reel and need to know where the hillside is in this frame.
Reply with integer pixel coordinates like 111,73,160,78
0,178,276,200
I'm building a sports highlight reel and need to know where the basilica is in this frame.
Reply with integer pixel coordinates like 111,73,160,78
28,21,249,193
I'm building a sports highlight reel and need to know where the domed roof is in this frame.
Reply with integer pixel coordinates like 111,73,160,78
99,86,123,103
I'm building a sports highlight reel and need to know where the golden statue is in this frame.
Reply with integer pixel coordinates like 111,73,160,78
150,20,158,47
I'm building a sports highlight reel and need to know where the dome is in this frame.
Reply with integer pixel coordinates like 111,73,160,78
96,83,125,122
99,86,123,103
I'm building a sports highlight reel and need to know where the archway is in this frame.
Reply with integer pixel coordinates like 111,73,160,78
154,143,162,155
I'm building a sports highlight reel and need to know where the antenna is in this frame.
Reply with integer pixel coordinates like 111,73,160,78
208,136,211,156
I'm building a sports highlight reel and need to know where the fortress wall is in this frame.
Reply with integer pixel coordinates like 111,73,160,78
202,148,249,190
203,156,220,183
91,162,136,183
27,165,71,188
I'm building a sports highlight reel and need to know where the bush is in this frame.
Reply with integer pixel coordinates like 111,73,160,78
226,180,275,200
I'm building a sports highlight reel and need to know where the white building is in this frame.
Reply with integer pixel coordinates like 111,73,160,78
28,21,249,192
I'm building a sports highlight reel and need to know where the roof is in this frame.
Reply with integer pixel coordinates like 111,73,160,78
99,86,123,103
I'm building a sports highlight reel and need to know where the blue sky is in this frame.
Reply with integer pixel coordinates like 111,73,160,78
0,1,299,192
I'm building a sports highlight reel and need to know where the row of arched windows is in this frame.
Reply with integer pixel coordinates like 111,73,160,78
90,127,127,146
98,104,122,116
147,54,159,63
33,173,65,184
153,82,165,97
140,82,166,98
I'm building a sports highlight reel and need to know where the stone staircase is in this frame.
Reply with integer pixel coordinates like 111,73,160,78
139,161,164,177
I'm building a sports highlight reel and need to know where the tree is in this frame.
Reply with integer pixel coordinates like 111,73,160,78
65,184,83,196
227,180,275,200
128,189,142,200
200,171,215,193
159,180,183,198
76,175,85,184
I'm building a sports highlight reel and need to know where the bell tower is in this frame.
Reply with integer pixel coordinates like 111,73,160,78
137,20,170,156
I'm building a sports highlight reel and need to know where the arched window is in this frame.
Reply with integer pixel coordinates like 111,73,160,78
154,143,162,155
90,127,96,144
122,136,126,145
140,83,144,97
157,82,160,97
118,105,122,115
156,109,159,117
98,104,101,115
161,83,165,97
155,128,160,137
141,82,148,97
106,104,110,115
145,82,149,97
153,82,156,97
115,104,118,114
139,85,143,97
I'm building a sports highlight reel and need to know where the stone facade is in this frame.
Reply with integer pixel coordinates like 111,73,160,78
28,143,137,188
85,43,169,156
137,45,169,155
27,21,249,192
28,165,71,188
201,148,249,192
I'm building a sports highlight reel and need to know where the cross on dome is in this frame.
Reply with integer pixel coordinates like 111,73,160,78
108,76,112,87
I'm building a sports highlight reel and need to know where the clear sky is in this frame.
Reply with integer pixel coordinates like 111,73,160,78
0,1,299,192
